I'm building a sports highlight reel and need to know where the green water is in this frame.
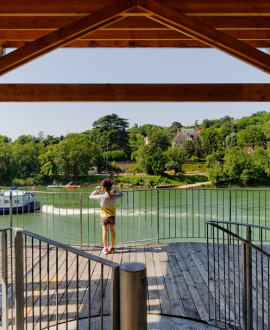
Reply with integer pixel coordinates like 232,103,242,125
1,187,270,245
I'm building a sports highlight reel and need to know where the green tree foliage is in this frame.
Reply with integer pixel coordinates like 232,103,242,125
91,114,129,151
54,134,102,179
237,125,267,148
10,140,44,180
165,147,187,174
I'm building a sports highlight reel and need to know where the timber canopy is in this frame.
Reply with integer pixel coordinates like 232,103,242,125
0,0,269,102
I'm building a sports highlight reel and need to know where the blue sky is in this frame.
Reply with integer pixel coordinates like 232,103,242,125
0,47,270,140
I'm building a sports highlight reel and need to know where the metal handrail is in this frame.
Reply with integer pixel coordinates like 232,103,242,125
206,221,270,330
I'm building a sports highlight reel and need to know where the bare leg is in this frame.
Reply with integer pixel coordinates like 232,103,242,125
110,224,115,248
102,225,108,248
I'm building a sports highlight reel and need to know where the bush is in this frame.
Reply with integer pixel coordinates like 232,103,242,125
12,177,35,186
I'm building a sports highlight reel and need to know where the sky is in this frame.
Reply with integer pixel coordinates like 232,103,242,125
0,47,270,141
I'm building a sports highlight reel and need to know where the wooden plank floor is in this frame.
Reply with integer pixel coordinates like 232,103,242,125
3,242,269,329
1,242,215,329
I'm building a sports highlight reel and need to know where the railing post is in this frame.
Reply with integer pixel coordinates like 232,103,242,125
79,193,83,249
242,226,253,330
110,266,120,330
1,230,9,329
9,190,12,226
15,230,24,330
157,189,160,243
119,262,147,330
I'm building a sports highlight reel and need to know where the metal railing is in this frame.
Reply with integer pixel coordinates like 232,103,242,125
0,227,147,329
1,188,270,246
206,220,270,329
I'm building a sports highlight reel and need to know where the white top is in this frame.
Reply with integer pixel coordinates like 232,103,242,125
90,189,123,217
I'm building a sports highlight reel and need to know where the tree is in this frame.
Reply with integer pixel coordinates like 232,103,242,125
53,134,102,180
165,147,187,174
0,143,12,184
237,125,267,148
91,114,129,152
147,129,170,152
10,140,44,180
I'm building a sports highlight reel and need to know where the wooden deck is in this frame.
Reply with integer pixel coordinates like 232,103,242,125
1,242,215,329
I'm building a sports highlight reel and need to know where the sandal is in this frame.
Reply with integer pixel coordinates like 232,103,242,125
102,247,110,255
109,247,115,253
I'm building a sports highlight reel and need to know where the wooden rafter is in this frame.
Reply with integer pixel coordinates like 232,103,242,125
0,84,269,102
139,1,270,74
0,0,135,76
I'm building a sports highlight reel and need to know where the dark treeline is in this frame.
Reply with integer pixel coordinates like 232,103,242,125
1,111,270,186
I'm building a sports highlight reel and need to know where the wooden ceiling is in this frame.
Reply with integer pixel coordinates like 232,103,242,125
0,0,269,102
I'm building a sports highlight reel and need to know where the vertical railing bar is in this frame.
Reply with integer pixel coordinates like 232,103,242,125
87,195,90,246
24,234,28,329
15,230,24,330
255,250,258,329
56,246,59,329
213,226,217,323
65,193,68,245
206,224,211,322
267,258,270,328
260,228,264,329
237,225,241,329
186,189,188,237
101,264,104,330
228,223,231,325
223,230,227,327
88,260,91,330
127,191,130,242
47,243,50,329
191,189,194,238
80,193,83,249
72,194,75,245
1,229,8,330
133,191,135,241
76,255,79,330
150,190,153,240
52,194,55,241
197,190,200,238
39,240,42,329
169,189,171,238
32,237,35,326
216,222,220,320
94,199,97,245
232,235,237,329
157,189,160,244
163,190,165,238
10,227,14,330
66,250,68,330
144,190,147,240
58,192,61,243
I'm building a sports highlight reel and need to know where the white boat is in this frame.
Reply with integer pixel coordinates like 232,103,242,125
47,181,73,189
0,189,40,215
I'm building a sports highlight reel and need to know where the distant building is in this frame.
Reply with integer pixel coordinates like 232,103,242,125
172,128,202,148
144,136,150,145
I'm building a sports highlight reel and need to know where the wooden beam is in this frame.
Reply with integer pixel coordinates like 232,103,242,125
0,0,135,76
140,1,270,74
0,84,269,102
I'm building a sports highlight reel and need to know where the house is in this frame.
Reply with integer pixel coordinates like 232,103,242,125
172,128,202,148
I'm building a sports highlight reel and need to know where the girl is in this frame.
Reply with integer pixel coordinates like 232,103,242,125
90,179,123,255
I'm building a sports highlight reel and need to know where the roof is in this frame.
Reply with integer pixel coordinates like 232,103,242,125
1,0,270,50
173,129,201,143
0,0,269,102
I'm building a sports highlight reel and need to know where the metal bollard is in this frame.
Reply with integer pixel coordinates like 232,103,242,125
120,262,147,330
